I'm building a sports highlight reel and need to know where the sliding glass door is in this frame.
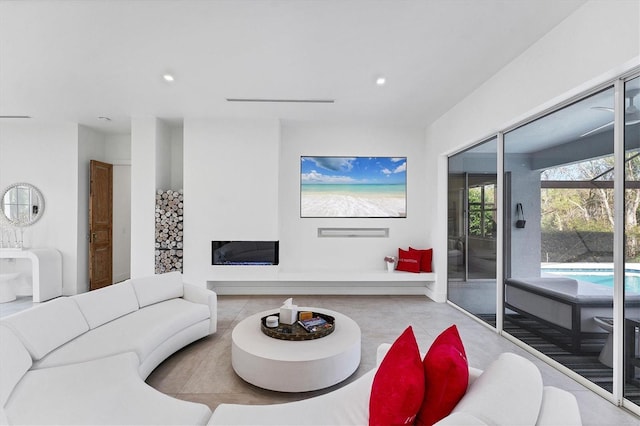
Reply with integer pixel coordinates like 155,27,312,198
503,86,616,394
445,66,640,411
447,137,497,324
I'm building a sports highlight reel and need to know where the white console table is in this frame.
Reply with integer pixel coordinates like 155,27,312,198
0,248,62,302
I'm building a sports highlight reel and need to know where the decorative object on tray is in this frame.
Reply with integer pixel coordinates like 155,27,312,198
260,311,335,341
384,256,397,272
299,311,313,320
298,316,332,333
265,316,279,328
279,297,298,325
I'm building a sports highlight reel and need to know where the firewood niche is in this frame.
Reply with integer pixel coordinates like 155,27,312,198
155,189,183,273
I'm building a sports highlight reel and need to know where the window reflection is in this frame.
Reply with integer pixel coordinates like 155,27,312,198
504,87,616,395
447,138,497,324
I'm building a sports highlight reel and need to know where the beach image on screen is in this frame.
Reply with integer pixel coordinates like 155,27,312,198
300,156,407,218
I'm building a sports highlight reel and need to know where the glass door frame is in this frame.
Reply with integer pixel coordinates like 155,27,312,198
618,73,640,411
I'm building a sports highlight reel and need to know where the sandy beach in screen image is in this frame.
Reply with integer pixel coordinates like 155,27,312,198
301,184,406,217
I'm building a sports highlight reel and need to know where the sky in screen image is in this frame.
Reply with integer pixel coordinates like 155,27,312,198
300,157,406,185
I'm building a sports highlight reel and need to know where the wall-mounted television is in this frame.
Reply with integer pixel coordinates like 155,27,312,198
212,241,279,265
300,156,407,218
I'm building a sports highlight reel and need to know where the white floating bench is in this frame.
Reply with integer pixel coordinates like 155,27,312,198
207,269,436,296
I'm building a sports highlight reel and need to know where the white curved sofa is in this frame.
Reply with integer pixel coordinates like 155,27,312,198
0,271,217,425
210,346,582,426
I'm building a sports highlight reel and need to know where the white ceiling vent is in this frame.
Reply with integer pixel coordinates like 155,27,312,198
317,228,389,238
226,98,334,104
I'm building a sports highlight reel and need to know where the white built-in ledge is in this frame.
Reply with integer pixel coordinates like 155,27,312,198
208,269,434,282
277,270,435,282
207,269,436,296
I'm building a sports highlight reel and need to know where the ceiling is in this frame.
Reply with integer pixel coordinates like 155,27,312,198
0,0,586,135
505,77,640,154
451,77,640,170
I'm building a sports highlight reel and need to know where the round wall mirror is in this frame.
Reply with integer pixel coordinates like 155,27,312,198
1,183,45,226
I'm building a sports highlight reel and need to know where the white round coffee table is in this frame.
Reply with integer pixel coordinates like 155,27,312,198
231,307,361,392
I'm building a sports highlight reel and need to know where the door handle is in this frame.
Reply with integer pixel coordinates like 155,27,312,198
91,233,97,242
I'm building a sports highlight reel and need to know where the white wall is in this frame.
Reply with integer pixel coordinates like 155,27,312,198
104,134,131,164
279,123,429,273
504,157,541,278
170,126,184,190
182,119,429,289
1,123,133,295
112,164,131,283
130,118,159,277
183,118,280,286
155,119,172,191
130,118,183,279
104,133,132,284
426,0,640,301
0,120,80,295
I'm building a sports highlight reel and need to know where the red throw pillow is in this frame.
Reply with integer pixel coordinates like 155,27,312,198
409,247,433,272
396,248,422,273
369,326,425,426
416,325,469,426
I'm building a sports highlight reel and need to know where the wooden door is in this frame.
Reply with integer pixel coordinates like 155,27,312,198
89,160,113,290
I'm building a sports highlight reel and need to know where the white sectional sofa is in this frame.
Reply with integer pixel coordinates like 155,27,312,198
0,271,217,425
210,346,582,426
1,272,583,426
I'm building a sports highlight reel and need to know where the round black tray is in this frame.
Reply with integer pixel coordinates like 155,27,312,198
260,312,335,341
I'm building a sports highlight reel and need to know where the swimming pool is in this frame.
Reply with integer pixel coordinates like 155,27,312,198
542,265,640,293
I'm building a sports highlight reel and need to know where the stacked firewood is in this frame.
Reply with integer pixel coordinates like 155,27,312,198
155,189,183,273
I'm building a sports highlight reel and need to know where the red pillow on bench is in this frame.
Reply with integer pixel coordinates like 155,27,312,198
409,247,433,272
396,248,422,273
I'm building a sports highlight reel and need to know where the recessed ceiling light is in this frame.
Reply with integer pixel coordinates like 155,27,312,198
163,74,175,82
375,76,386,86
